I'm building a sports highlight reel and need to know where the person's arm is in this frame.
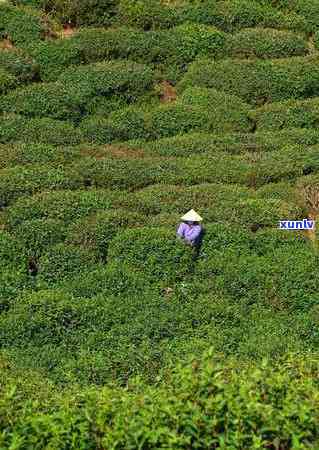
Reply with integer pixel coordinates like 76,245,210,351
177,223,185,238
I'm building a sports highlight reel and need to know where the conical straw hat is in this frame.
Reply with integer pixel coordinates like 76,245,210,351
181,209,203,222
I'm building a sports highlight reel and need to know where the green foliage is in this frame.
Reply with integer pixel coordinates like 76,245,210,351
180,0,309,33
178,56,319,105
65,209,144,259
13,218,67,258
27,39,83,82
0,164,82,207
227,27,308,58
4,189,119,228
0,48,38,83
37,243,98,285
108,227,194,283
0,67,16,94
0,230,25,269
0,115,82,145
251,97,319,131
0,3,47,47
118,0,178,30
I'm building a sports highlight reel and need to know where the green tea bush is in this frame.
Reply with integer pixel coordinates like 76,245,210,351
108,227,194,283
0,230,26,269
269,0,319,32
59,262,152,298
0,49,38,83
178,56,319,105
13,0,119,26
251,227,309,256
251,97,319,131
0,268,30,311
37,243,98,285
0,164,82,207
179,0,309,33
180,87,252,132
65,209,144,260
2,353,319,449
226,27,308,58
13,218,67,258
0,3,47,47
26,39,83,82
0,115,83,145
57,60,154,104
80,108,148,143
0,68,16,95
4,189,119,229
118,0,178,30
0,82,89,122
134,128,319,157
0,142,79,169
254,145,319,186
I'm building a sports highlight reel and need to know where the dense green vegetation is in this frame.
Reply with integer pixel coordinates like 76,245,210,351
1,0,319,447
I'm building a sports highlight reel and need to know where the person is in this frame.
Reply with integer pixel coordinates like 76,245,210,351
177,209,203,247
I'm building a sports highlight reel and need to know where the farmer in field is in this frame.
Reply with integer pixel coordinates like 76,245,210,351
177,209,203,247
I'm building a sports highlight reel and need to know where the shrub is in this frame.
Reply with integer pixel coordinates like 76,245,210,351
0,49,38,83
117,0,178,30
13,0,119,26
0,82,89,122
180,87,252,133
59,262,152,298
13,218,67,258
0,230,26,269
4,189,119,229
0,68,16,96
179,0,309,33
0,142,79,169
0,164,82,207
65,209,144,260
57,60,154,103
0,115,83,145
0,3,47,47
26,39,83,82
80,108,148,143
37,243,98,285
251,227,309,256
178,56,319,105
226,28,308,58
0,268,30,310
251,97,319,131
108,227,194,283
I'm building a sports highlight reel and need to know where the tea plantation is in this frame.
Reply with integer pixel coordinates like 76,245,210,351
1,0,319,447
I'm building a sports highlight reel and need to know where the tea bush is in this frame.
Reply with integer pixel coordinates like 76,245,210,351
0,230,26,269
57,60,154,104
251,97,319,131
0,142,79,169
0,164,82,207
26,39,83,82
1,353,319,448
0,82,88,122
0,68,16,95
226,27,308,58
13,0,119,26
0,115,82,145
4,189,120,228
37,243,99,285
179,0,309,33
0,3,46,47
178,56,319,105
65,209,144,260
13,218,67,258
108,227,194,283
0,49,38,84
117,0,178,30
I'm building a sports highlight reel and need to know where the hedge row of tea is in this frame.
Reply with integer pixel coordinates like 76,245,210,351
1,353,319,449
2,0,319,445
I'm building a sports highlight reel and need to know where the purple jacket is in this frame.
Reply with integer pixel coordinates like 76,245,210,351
177,222,202,244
